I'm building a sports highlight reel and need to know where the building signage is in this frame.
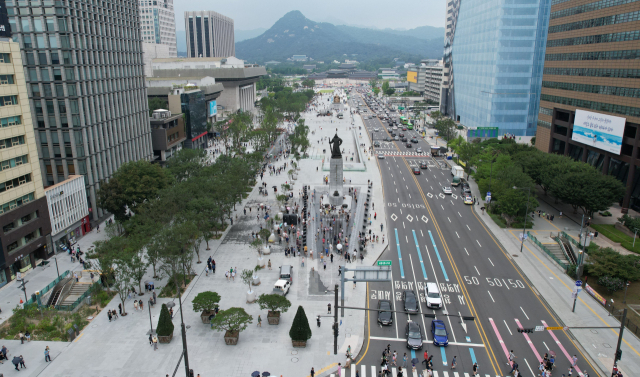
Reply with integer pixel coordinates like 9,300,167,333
572,109,625,155
0,1,10,38
209,100,217,116
584,283,606,306
407,71,417,83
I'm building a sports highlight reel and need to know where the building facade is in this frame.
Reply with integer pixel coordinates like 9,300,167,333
407,66,425,94
425,61,444,105
138,0,177,57
185,11,234,58
149,109,185,164
441,0,461,117
44,175,89,254
535,0,640,213
451,0,550,136
0,40,52,286
9,0,154,222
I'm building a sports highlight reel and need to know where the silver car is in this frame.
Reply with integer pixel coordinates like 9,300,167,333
442,187,452,195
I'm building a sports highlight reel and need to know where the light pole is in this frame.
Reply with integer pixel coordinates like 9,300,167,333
623,281,631,304
513,186,531,253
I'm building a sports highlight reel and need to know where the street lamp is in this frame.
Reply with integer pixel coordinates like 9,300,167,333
513,186,531,253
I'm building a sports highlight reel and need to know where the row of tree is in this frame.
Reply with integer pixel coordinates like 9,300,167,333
448,137,625,226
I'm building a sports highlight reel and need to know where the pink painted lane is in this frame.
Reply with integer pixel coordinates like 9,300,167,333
541,320,583,375
514,318,542,363
489,317,511,363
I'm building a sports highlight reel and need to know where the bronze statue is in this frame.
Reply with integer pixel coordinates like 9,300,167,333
329,131,342,158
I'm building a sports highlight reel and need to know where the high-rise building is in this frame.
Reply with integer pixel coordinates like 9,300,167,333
440,0,461,117
9,0,154,222
184,11,235,58
424,60,444,106
138,0,177,57
535,0,640,212
0,39,52,285
450,0,550,136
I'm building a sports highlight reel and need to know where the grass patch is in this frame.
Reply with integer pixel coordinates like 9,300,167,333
319,89,334,93
591,224,640,254
489,213,507,228
584,277,640,332
159,273,196,298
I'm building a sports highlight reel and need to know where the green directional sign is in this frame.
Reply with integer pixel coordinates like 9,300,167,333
377,260,392,266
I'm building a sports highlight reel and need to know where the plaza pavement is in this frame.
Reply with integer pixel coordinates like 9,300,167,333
0,89,388,377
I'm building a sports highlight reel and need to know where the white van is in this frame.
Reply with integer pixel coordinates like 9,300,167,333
425,282,442,309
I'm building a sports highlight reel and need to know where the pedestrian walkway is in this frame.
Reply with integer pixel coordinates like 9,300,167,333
329,365,500,377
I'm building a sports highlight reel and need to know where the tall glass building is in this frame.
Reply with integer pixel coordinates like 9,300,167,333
452,0,551,136
8,0,154,221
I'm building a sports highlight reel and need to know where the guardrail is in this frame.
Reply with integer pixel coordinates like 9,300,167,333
560,231,584,250
527,232,569,269
55,281,102,312
24,270,71,306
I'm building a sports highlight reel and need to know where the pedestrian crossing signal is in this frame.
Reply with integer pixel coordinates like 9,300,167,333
518,328,534,333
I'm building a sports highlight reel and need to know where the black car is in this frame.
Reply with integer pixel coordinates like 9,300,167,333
413,167,420,175
401,137,408,142
406,143,412,148
390,132,396,137
383,137,390,141
374,141,381,147
405,321,423,350
411,138,419,143
403,290,418,313
420,162,429,169
399,133,405,138
377,300,393,325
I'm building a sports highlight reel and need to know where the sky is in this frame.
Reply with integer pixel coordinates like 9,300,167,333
173,0,445,31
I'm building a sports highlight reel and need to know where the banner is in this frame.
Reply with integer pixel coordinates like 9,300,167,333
209,100,217,116
584,283,606,306
407,71,417,83
572,109,625,155
0,0,11,38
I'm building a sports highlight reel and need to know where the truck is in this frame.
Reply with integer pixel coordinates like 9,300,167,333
451,166,464,186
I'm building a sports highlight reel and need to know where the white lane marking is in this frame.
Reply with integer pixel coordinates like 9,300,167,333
466,224,470,231
504,319,513,336
455,231,460,238
474,266,480,275
488,291,495,302
520,306,530,320
464,248,469,256
409,194,411,199
458,212,461,217
448,217,451,223
543,341,549,350
430,186,433,190
476,240,482,247
403,222,405,229
396,188,398,193
524,358,535,377
394,181,396,185
406,185,408,190
420,230,424,237
451,200,454,206
406,235,408,243
488,258,494,266
441,205,444,210
403,177,405,181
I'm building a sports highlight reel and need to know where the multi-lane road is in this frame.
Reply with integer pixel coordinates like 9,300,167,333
346,92,596,377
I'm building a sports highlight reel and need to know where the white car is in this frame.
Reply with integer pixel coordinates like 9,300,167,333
378,154,385,159
373,128,379,132
273,280,291,296
442,187,452,195
416,147,423,154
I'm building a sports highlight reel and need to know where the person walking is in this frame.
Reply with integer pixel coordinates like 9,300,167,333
153,336,158,351
19,331,24,344
473,362,479,377
108,310,112,322
44,346,51,362
328,303,331,314
571,355,578,367
268,259,272,270
257,315,262,327
402,353,408,368
19,355,26,369
451,356,457,369
310,367,315,377
508,350,517,366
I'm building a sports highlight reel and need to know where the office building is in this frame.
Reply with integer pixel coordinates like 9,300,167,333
441,0,461,117
138,0,177,57
45,175,90,254
9,0,154,222
535,0,640,212
450,0,550,137
185,11,235,58
0,40,52,285
149,109,186,164
149,57,265,115
407,66,425,94
424,60,444,105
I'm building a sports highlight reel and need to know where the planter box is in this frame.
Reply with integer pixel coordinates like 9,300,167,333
200,310,215,324
224,330,239,345
157,333,173,344
292,340,307,348
267,310,280,325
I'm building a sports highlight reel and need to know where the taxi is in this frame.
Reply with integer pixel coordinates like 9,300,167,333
464,195,473,205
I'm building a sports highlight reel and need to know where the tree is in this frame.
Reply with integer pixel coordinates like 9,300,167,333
301,79,315,88
292,82,300,90
192,291,221,313
587,246,640,282
384,87,396,96
156,303,174,336
373,87,381,95
381,80,390,93
127,248,149,295
257,293,292,314
241,269,254,294
434,117,457,145
96,160,171,223
166,148,207,182
289,305,312,341
210,307,253,335
111,254,134,315
148,97,167,115
290,119,310,157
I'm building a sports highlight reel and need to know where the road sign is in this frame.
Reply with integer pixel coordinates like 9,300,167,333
535,326,545,332
545,326,563,330
576,280,582,287
377,260,392,266
486,191,491,199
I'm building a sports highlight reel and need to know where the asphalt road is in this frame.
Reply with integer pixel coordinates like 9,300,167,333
345,92,597,377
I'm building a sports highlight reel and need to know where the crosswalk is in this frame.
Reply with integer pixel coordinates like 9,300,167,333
329,366,498,377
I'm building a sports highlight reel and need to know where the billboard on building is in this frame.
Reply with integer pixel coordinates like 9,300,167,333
0,0,11,38
572,109,625,155
209,100,217,116
407,71,417,83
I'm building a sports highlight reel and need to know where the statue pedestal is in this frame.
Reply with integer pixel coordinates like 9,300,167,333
329,157,344,207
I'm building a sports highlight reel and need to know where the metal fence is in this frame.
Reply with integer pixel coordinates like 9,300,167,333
527,232,569,270
54,281,102,312
25,270,71,306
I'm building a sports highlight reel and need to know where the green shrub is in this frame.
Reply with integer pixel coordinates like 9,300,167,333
156,304,174,336
598,276,625,293
289,305,312,342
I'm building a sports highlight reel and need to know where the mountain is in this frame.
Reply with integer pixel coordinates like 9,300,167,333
236,28,268,43
380,26,445,41
235,11,443,64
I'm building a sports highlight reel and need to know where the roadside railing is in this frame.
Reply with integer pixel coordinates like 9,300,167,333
55,281,102,312
24,270,71,306
527,232,569,269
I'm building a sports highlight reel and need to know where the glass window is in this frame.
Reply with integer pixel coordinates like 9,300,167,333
21,19,30,32
43,84,52,97
55,84,63,96
33,19,43,32
48,35,58,48
22,36,32,48
38,52,47,64
67,84,76,96
45,17,55,31
41,68,50,81
31,84,40,97
25,52,35,65
53,68,61,80
36,35,44,48
50,52,59,64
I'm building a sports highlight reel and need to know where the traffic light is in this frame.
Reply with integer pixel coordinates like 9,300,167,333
615,349,622,362
333,323,339,337
518,328,534,333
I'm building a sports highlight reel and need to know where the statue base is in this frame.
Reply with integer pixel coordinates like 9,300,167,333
329,157,344,207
